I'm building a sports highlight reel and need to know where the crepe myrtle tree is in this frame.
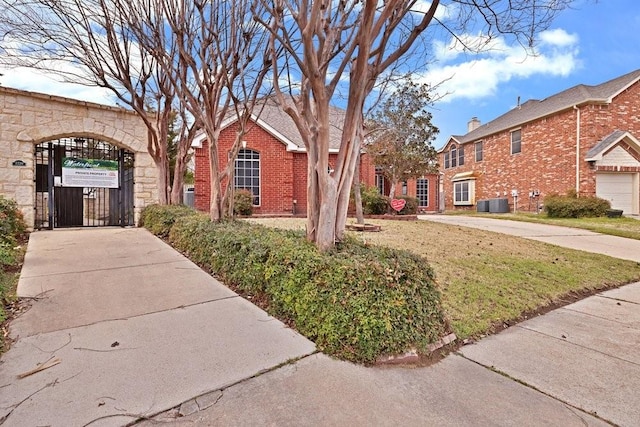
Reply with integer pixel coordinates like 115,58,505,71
0,0,197,205
367,77,439,200
256,0,573,251
123,0,272,221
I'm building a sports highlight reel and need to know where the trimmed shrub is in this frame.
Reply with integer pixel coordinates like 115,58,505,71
361,185,389,215
0,196,27,329
156,207,449,364
0,196,26,247
544,194,611,218
0,196,26,268
139,204,198,238
234,190,254,216
397,196,419,215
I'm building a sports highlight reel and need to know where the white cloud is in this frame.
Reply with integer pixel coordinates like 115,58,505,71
539,28,578,47
418,29,580,102
411,1,453,20
1,66,118,106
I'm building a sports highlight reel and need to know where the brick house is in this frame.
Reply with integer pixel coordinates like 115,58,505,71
193,99,440,215
439,69,640,215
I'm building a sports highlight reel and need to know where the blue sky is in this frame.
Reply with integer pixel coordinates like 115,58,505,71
426,0,640,148
1,0,637,150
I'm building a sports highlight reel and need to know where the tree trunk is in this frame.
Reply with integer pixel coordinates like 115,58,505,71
353,153,364,225
170,154,187,205
208,134,223,221
170,170,184,205
306,100,335,249
388,182,396,200
155,161,168,205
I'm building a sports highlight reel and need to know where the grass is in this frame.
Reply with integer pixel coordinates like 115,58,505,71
467,212,640,240
249,217,640,339
1,245,25,354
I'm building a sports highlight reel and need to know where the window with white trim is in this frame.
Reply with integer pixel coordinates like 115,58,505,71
401,180,408,196
234,149,260,206
511,129,521,154
416,178,429,207
453,180,475,206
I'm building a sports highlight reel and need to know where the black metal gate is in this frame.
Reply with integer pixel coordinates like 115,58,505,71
34,137,134,229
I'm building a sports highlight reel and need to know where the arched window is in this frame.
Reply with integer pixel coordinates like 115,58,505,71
445,143,465,169
234,149,260,206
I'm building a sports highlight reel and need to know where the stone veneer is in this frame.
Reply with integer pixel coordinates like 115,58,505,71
0,86,157,228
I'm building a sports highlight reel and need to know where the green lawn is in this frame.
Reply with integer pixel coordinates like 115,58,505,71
250,218,640,339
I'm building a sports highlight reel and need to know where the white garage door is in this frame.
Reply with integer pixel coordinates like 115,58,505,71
596,173,638,214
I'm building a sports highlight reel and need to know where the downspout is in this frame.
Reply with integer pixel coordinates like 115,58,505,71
574,105,581,195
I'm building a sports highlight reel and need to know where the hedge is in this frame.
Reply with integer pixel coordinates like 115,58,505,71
141,205,449,363
139,204,199,238
544,194,611,218
0,196,27,328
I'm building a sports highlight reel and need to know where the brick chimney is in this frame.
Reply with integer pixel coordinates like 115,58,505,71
468,117,481,133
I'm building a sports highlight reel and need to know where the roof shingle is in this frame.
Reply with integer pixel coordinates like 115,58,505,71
451,69,640,145
241,97,346,151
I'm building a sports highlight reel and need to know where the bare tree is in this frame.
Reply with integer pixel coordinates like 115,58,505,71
0,0,196,205
124,0,272,221
256,0,573,251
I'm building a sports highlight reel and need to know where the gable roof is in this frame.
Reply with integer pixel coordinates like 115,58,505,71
585,130,640,161
192,97,346,153
449,69,640,147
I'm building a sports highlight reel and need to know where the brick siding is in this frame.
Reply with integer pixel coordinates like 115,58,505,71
440,80,640,211
194,121,387,215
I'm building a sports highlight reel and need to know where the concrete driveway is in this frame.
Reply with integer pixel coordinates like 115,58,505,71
419,214,640,262
0,228,315,426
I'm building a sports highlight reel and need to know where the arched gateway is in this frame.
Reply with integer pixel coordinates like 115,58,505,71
0,87,158,229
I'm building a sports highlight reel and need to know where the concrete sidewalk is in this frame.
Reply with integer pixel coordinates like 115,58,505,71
142,284,640,426
0,228,315,426
139,216,640,426
419,214,640,262
3,223,640,426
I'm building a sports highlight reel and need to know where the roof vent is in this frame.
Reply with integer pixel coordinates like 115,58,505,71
467,117,481,133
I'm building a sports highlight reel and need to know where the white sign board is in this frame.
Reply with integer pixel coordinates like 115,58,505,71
61,157,119,188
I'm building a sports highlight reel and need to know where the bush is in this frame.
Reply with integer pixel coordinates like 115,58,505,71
139,204,198,238
544,194,611,218
361,185,389,215
234,190,254,216
0,196,27,329
0,196,26,268
0,196,26,248
397,196,419,215
148,206,449,364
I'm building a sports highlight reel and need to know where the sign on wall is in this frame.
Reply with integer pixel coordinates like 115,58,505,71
61,157,119,188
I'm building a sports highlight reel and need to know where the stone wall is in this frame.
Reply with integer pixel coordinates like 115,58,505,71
0,86,157,228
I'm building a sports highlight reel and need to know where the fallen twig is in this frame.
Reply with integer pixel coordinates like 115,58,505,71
17,357,61,379
30,333,72,355
0,378,59,424
73,347,137,353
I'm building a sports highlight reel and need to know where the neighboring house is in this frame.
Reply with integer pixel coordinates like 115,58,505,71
193,99,440,215
439,69,640,215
